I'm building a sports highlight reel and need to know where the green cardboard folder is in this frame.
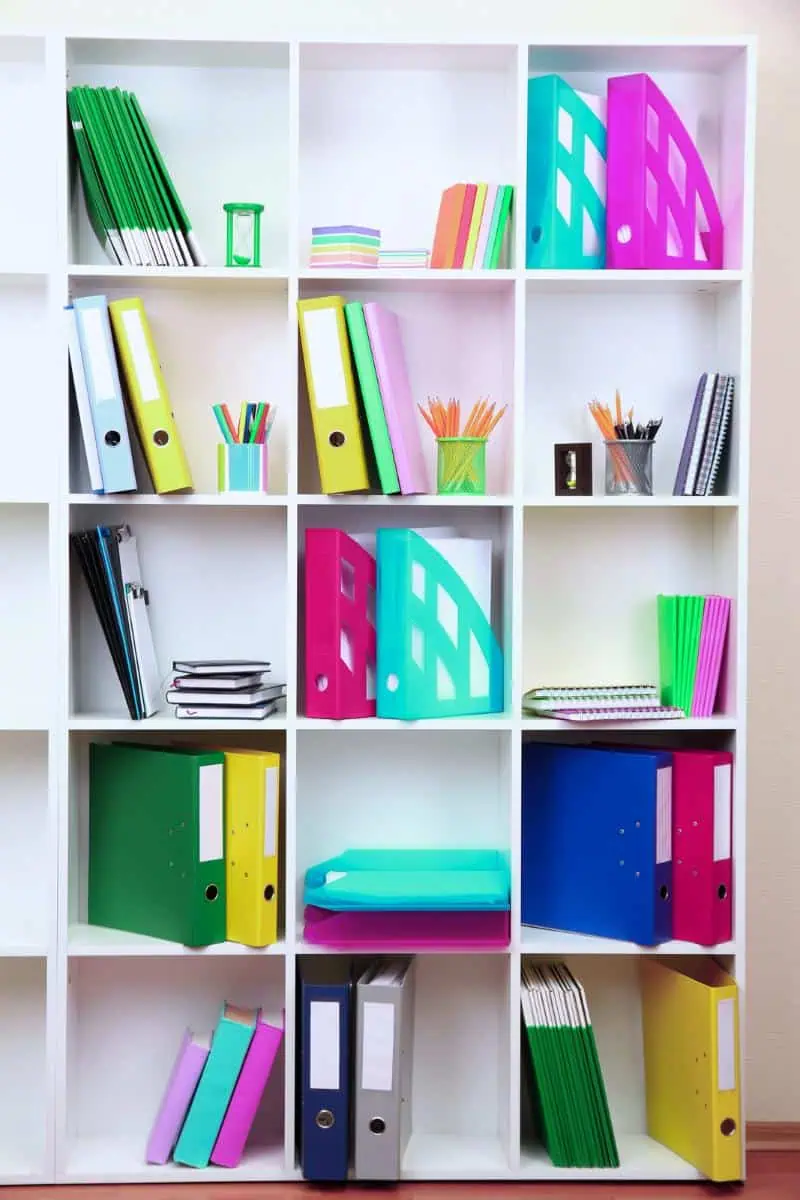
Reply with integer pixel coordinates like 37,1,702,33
88,742,226,947
344,301,400,495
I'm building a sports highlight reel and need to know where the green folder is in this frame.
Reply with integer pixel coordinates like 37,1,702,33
485,184,514,269
119,88,186,265
71,86,139,264
88,742,226,947
658,592,706,714
173,1003,258,1167
344,301,400,495
657,594,677,707
66,90,121,263
97,86,162,264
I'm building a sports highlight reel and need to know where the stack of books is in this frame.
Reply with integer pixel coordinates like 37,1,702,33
309,224,380,268
673,372,735,496
67,86,206,267
431,182,514,269
166,660,286,720
378,248,429,269
522,684,683,723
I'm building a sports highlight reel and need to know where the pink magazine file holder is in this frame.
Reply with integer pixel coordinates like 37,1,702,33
606,73,724,269
303,905,510,950
304,528,376,719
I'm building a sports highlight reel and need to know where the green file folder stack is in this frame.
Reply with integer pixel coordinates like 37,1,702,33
67,85,206,267
521,962,619,1168
657,593,705,715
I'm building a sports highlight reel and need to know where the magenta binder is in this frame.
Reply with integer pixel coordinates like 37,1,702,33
363,302,428,495
304,528,376,719
691,596,731,717
210,1017,284,1167
303,905,510,949
146,1029,209,1165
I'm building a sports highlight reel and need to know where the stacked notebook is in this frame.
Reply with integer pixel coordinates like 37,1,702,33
673,372,734,496
71,523,159,720
302,849,510,948
147,1005,283,1168
67,293,192,496
658,593,731,716
521,962,618,1168
522,684,683,723
431,182,514,268
309,224,380,268
378,248,429,268
165,660,285,720
67,86,206,267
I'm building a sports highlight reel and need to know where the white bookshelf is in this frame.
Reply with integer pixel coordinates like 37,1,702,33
0,29,754,1185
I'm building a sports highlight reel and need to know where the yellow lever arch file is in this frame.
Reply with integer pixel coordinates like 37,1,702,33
222,749,280,948
297,295,370,494
108,297,193,494
640,958,742,1182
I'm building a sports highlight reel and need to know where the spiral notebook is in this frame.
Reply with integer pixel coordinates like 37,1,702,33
523,684,659,714
546,705,684,723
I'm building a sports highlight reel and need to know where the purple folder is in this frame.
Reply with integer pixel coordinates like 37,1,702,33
146,1029,209,1164
363,302,429,495
303,905,510,949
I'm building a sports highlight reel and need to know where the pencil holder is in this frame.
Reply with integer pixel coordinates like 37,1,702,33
223,203,264,268
217,443,269,492
604,439,653,496
436,437,487,496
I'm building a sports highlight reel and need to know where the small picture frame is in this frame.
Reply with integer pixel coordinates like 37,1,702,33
554,442,592,496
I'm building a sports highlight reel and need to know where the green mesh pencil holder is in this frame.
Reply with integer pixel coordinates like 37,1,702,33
224,202,264,267
436,437,487,495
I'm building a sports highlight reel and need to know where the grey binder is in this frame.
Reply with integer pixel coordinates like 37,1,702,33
354,958,415,1180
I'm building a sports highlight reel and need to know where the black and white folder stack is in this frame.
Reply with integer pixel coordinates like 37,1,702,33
166,660,286,720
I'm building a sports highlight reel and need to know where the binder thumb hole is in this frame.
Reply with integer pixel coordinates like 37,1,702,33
204,884,219,901
329,431,345,447
153,429,169,446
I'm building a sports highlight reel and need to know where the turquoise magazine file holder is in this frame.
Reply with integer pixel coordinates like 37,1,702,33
526,74,607,269
304,849,511,911
376,528,504,720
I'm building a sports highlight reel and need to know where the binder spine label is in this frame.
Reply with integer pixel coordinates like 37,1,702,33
264,766,278,857
122,307,160,402
717,997,736,1091
656,765,672,863
361,1001,395,1091
309,1001,340,1089
714,764,732,861
82,307,115,400
198,764,223,861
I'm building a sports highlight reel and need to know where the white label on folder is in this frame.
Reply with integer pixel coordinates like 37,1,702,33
302,307,348,410
717,997,736,1091
309,1001,340,1089
656,766,672,864
264,766,278,858
198,764,223,862
81,307,116,402
714,764,732,862
121,308,160,402
361,1001,395,1092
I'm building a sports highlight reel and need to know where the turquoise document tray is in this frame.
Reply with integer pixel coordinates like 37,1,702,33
303,849,510,911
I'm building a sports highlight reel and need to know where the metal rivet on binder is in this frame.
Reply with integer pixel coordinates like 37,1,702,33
315,1109,335,1129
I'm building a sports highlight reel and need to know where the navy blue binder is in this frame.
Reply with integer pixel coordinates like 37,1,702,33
521,743,673,945
299,963,353,1181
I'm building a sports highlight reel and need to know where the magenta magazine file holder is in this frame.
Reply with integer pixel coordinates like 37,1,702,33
304,528,376,719
606,73,724,269
303,906,511,950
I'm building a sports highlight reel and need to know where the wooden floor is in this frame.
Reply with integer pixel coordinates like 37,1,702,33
4,1153,799,1199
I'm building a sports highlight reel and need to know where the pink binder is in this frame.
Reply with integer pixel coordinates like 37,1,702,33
303,905,510,949
210,1017,284,1167
671,749,733,946
304,528,376,719
363,303,428,495
606,73,724,269
146,1029,209,1164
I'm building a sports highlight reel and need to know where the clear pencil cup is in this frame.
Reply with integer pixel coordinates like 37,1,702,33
436,437,487,495
604,439,654,496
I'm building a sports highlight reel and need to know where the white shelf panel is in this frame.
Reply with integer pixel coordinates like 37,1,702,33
522,716,738,732
0,943,47,958
68,924,286,958
298,493,514,507
525,269,743,293
296,933,510,957
0,960,47,1179
519,1135,701,1180
69,492,288,508
67,265,288,289
520,927,736,956
524,495,739,508
62,1138,287,1184
296,714,513,731
68,712,288,732
298,268,515,293
402,1134,510,1179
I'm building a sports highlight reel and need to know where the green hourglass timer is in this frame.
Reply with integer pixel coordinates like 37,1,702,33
224,202,264,267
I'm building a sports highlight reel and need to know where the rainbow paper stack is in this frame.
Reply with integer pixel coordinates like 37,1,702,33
378,247,430,268
309,225,380,268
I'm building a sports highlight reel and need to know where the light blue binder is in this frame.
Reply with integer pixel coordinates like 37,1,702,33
73,294,137,493
526,74,607,269
304,849,511,911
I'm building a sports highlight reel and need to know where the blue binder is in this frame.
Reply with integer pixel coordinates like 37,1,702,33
300,964,352,1182
73,294,137,494
304,849,510,911
521,743,673,945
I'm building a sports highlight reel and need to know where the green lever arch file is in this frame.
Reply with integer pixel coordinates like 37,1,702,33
88,742,227,947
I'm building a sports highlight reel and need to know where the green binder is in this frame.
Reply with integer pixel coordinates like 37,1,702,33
88,742,226,947
344,301,400,495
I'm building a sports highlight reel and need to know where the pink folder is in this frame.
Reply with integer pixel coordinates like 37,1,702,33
210,1017,284,1168
691,596,731,717
146,1029,209,1165
363,303,428,495
671,749,733,946
303,905,510,949
452,183,477,268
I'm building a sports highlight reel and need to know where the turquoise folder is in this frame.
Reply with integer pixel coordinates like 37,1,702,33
303,849,510,911
173,1003,257,1167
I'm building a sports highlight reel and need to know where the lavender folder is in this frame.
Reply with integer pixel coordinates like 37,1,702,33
303,905,510,949
146,1029,209,1165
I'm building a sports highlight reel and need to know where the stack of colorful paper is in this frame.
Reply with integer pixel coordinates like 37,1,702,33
309,225,380,268
378,248,430,269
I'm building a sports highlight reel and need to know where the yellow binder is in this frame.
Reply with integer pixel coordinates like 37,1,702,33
640,959,742,1181
222,748,281,947
463,182,487,268
108,297,193,494
297,295,370,494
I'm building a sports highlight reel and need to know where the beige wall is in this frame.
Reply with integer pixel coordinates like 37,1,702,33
5,0,798,1122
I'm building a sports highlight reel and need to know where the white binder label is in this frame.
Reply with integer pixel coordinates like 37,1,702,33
121,308,160,402
361,1001,395,1092
310,1001,340,1089
717,997,736,1091
656,766,672,864
714,764,732,861
198,764,223,861
264,766,278,857
81,307,115,401
302,308,348,410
